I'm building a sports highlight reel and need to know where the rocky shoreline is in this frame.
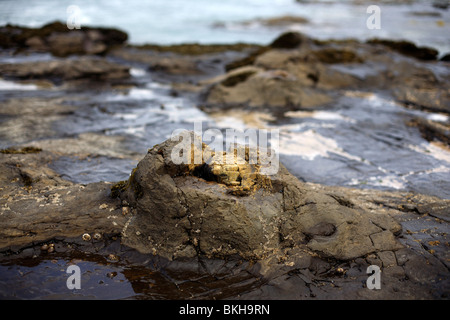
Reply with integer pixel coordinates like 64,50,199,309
0,23,449,299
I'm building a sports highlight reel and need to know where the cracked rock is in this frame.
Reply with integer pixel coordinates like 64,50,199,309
115,132,403,261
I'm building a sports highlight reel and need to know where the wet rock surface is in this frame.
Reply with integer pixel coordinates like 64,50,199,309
0,136,448,299
0,24,449,299
202,32,450,114
0,150,127,250
0,57,130,84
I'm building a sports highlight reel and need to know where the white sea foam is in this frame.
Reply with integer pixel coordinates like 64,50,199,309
107,87,155,101
155,103,210,123
278,129,361,161
113,113,139,120
212,116,247,131
408,142,450,164
426,113,449,123
122,125,146,137
285,110,356,123
349,175,406,190
0,79,38,91
129,68,147,77
146,82,171,90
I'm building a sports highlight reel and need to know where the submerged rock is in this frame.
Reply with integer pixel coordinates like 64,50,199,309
114,132,402,261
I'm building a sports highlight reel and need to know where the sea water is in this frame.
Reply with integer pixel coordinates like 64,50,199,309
0,0,449,55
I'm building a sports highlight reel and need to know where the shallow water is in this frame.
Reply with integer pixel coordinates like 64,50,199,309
0,244,263,300
275,94,450,198
49,156,138,184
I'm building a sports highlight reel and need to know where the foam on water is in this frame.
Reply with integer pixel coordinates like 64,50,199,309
278,129,361,162
285,110,356,123
408,142,450,164
349,175,406,190
0,79,38,91
155,103,211,124
107,87,156,101
426,113,449,122
129,68,147,77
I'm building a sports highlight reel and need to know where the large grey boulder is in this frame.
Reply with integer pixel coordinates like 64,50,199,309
115,132,402,261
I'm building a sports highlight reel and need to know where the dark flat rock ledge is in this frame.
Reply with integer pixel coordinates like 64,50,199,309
0,140,448,299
